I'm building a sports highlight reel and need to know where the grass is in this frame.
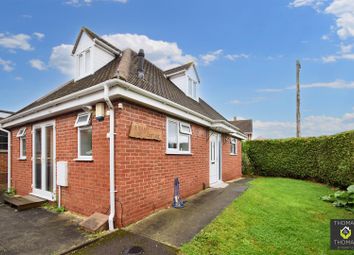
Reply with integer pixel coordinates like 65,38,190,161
181,178,353,255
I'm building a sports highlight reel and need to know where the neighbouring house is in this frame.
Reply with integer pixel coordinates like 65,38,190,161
0,27,246,228
0,110,13,189
230,118,253,140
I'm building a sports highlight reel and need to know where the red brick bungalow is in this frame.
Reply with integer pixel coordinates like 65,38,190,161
0,28,246,229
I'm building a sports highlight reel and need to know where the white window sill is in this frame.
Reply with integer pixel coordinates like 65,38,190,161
166,151,193,155
74,158,93,162
230,153,238,156
18,157,27,161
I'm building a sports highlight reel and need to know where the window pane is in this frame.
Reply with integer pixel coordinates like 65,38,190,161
85,50,90,73
0,131,7,150
21,138,26,156
180,123,191,134
188,78,193,96
80,128,92,156
79,54,84,76
168,121,178,149
193,82,197,98
179,134,189,151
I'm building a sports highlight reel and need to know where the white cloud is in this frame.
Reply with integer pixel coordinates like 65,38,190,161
0,58,14,72
0,33,33,51
289,0,325,11
33,32,45,40
65,0,127,6
253,110,354,138
321,34,330,40
230,97,265,105
258,79,354,92
15,76,23,81
325,0,354,39
200,49,223,65
29,59,47,71
225,53,249,61
49,44,75,77
102,33,195,69
322,43,354,62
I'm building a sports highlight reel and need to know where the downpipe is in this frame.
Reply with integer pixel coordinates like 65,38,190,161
103,84,116,231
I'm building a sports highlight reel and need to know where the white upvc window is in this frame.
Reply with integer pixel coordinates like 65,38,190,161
166,118,192,154
78,49,91,78
230,138,237,155
17,128,26,159
75,113,92,160
75,112,91,127
187,77,197,100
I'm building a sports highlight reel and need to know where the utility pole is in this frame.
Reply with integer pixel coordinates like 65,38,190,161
296,60,301,138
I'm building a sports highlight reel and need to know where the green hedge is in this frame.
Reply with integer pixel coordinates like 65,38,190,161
243,131,354,188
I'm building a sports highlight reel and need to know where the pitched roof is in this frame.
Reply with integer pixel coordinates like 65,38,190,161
14,29,229,123
163,62,194,76
16,58,120,114
72,27,121,55
230,120,253,133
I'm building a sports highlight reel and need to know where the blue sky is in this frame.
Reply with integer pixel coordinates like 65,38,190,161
0,0,353,138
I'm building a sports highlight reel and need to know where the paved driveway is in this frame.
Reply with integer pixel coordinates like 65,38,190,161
0,195,89,255
126,178,251,248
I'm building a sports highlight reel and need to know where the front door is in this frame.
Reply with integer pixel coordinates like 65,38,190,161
32,121,56,200
210,132,221,184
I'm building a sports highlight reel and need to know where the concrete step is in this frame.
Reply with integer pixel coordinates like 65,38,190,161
3,195,46,211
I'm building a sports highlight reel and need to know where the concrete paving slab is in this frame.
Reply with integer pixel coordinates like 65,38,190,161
126,178,252,247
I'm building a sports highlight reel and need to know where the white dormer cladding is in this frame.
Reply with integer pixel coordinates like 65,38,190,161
168,64,200,101
74,31,115,81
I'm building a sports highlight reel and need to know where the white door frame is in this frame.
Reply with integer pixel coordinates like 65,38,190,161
31,120,56,201
209,131,222,184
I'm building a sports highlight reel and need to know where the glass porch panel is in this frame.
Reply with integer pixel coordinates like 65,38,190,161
45,126,53,192
34,128,42,189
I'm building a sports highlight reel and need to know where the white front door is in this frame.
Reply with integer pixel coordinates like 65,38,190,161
32,121,56,201
210,132,221,184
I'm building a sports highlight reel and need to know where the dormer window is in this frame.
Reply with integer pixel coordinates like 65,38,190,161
77,49,91,78
188,77,197,100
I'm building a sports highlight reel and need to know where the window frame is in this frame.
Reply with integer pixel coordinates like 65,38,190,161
0,131,8,152
166,118,192,155
77,48,92,79
187,76,197,100
16,128,26,159
230,137,237,155
77,126,93,161
75,112,91,127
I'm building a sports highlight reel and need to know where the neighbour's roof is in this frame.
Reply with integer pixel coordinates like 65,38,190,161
163,62,194,76
0,110,14,120
230,119,253,133
14,28,229,123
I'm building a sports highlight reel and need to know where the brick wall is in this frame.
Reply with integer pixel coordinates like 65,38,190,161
8,99,242,227
11,125,32,194
115,100,210,226
0,151,7,189
222,135,242,181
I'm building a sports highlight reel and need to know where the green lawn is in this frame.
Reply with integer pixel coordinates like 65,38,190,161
181,178,353,255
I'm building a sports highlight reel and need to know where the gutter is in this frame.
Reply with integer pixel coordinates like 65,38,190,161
0,126,11,192
103,84,116,231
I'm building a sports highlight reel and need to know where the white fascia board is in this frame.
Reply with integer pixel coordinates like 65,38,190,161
110,86,212,127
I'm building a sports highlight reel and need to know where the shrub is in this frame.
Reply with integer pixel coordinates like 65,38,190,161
244,131,354,188
322,185,354,212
